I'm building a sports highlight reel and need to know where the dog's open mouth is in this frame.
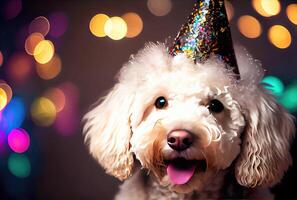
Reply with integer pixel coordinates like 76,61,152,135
165,158,207,185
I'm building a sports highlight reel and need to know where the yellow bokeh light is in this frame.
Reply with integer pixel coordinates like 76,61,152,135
237,15,262,39
104,17,127,40
268,25,292,49
0,88,7,111
44,87,66,112
36,54,61,80
0,82,12,104
147,0,172,17
0,51,3,67
122,12,143,38
252,0,280,17
225,0,234,21
89,14,109,37
287,4,297,25
25,32,44,55
261,0,281,16
33,40,55,64
31,97,56,127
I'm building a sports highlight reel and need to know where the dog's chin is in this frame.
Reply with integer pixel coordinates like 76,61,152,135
158,158,211,194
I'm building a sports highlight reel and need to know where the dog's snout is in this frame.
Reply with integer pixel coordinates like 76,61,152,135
167,130,193,151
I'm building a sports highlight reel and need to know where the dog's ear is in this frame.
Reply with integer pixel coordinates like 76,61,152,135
235,88,295,187
83,84,135,181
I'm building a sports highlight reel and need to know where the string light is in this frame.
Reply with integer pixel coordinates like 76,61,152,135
268,25,291,49
104,17,127,40
89,14,110,37
286,4,297,25
237,15,262,39
147,0,172,17
122,12,143,38
33,40,55,64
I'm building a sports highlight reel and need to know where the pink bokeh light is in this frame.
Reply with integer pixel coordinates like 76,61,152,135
54,82,79,136
8,128,30,153
3,0,22,20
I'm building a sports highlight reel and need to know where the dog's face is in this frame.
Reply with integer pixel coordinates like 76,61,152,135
83,44,294,193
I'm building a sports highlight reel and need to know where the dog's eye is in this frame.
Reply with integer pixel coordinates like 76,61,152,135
155,96,167,109
208,99,224,113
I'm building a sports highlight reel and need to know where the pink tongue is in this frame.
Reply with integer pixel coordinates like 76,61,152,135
167,163,196,185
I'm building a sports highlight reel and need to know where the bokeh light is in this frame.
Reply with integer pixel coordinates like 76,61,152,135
89,14,110,37
104,17,128,40
261,76,284,97
8,129,30,153
54,82,79,136
49,12,69,38
44,87,66,112
252,0,281,17
268,25,291,49
280,81,297,113
33,40,55,64
29,16,50,36
225,0,234,21
0,51,3,66
31,97,56,127
3,0,22,20
8,154,31,178
0,131,6,155
287,4,297,25
0,82,13,105
147,0,172,17
0,97,26,134
261,0,281,16
25,32,44,55
36,54,62,80
122,12,143,38
237,15,262,39
6,52,33,84
0,88,8,111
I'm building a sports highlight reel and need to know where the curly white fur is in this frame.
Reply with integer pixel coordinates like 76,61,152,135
83,43,295,199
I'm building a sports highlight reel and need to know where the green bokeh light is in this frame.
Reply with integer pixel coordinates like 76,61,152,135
261,76,284,97
8,153,31,178
280,81,297,113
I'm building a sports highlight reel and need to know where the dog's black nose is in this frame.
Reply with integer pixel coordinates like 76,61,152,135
167,130,193,151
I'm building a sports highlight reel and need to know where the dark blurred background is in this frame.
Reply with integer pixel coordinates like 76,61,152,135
0,0,296,199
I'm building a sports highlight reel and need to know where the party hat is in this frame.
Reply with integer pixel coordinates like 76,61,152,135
169,0,240,77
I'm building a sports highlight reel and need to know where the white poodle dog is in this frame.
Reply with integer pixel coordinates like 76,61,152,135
83,43,295,199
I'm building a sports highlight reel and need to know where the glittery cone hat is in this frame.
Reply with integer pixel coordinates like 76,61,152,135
169,0,240,77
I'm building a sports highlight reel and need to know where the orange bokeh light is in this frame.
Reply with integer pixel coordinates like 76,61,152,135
268,25,292,49
44,87,66,112
287,4,297,25
7,52,33,83
25,32,44,55
122,12,143,38
36,54,61,80
237,15,262,39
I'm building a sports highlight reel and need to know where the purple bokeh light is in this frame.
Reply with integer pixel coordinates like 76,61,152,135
8,128,30,153
49,12,69,38
3,0,22,20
